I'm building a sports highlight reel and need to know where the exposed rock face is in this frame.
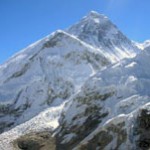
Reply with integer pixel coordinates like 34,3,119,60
74,119,127,150
13,132,56,150
56,87,114,149
134,108,150,150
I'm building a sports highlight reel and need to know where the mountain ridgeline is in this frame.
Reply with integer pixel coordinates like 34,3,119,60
0,11,150,150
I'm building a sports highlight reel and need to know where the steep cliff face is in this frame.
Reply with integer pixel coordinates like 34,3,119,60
0,11,147,150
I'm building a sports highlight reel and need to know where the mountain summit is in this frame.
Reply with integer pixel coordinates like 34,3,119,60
85,11,108,21
0,11,149,150
67,11,139,62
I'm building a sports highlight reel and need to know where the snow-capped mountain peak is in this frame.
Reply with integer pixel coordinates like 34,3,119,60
84,11,108,22
87,10,103,16
67,11,139,63
67,11,115,39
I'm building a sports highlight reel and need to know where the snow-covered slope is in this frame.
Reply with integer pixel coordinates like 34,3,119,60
67,11,139,62
134,40,150,50
55,47,150,150
0,30,109,133
0,11,148,150
0,44,149,150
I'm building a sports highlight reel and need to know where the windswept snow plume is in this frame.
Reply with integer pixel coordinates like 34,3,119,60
1,11,150,150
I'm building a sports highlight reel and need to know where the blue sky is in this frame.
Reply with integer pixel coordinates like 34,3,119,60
0,0,150,64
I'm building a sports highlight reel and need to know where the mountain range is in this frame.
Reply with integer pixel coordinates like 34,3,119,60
0,11,150,150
